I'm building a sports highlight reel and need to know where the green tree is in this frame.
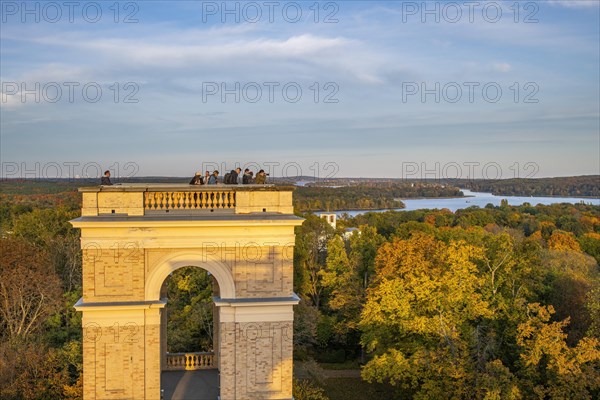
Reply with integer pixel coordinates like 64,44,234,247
293,378,329,400
318,234,361,347
166,267,214,352
348,226,385,289
320,235,352,311
579,232,600,264
542,248,599,344
586,285,600,339
294,215,335,308
11,207,81,291
0,339,82,400
0,237,63,339
294,299,321,349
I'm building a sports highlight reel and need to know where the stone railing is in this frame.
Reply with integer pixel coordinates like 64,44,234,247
79,184,295,216
165,352,215,371
145,190,236,212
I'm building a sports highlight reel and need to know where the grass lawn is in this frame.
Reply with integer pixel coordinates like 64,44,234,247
319,360,362,370
322,377,399,400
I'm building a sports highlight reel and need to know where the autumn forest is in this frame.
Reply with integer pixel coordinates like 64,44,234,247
1,179,600,399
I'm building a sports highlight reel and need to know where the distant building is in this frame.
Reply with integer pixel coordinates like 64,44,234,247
318,212,337,229
343,227,360,240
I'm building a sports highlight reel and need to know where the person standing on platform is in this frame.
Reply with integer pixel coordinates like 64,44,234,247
101,170,113,185
242,169,254,184
189,171,202,185
225,167,241,184
208,171,219,184
255,169,268,184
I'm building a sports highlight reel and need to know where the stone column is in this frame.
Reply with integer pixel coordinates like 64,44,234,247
213,302,220,367
75,300,165,400
145,307,163,400
215,297,298,400
160,304,168,371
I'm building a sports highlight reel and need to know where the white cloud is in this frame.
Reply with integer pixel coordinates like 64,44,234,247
547,0,600,8
5,28,391,85
22,30,353,65
0,90,25,109
2,64,91,84
492,62,512,73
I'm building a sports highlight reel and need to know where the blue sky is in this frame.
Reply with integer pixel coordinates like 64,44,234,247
1,0,599,179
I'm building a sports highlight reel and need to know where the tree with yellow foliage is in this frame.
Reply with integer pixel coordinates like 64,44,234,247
548,230,582,251
517,303,600,398
361,233,495,398
359,229,600,399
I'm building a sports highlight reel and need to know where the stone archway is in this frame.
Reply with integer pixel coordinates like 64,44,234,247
72,184,303,400
147,252,234,398
147,251,237,301
157,261,224,400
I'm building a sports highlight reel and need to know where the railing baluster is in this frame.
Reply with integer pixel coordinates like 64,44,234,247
165,352,216,371
144,190,237,213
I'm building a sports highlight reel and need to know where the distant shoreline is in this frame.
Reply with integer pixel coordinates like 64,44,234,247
398,190,599,201
486,193,600,200
309,207,404,213
396,195,471,201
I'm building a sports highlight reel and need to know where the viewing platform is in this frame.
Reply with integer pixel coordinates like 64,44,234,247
78,184,295,217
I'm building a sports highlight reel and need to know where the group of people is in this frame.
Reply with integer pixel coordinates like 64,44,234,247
189,168,269,185
99,168,269,186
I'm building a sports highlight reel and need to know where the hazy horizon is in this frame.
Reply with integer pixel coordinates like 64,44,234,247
1,173,599,180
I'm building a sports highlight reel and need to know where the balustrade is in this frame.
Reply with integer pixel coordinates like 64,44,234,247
79,184,295,216
145,191,236,211
165,352,215,371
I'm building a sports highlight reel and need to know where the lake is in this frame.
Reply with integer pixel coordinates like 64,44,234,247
332,189,600,217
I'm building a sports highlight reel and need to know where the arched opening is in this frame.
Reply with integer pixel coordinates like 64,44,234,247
146,252,236,301
163,267,216,354
146,252,236,400
160,266,220,400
